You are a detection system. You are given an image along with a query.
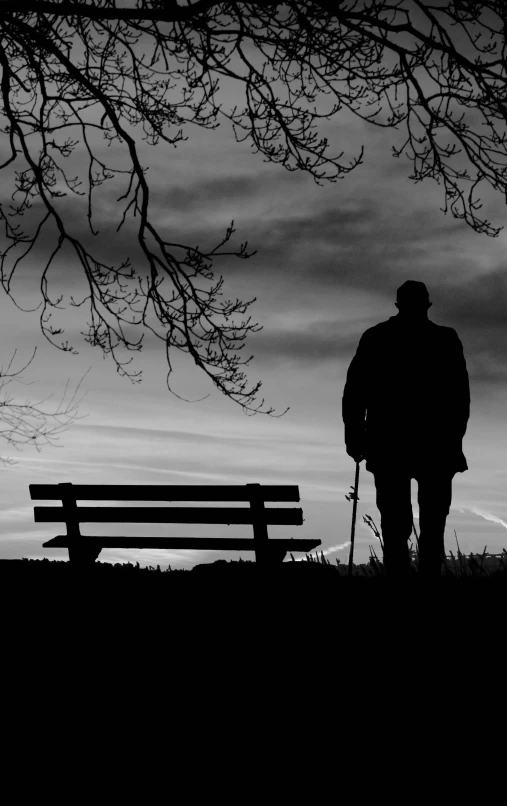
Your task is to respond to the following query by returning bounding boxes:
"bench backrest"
[29,483,303,540]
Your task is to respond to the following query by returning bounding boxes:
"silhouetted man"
[342,281,470,579]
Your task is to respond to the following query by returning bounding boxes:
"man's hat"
[396,280,430,304]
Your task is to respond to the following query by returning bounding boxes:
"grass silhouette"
[8,512,507,579]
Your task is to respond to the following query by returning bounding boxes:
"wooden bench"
[29,482,321,566]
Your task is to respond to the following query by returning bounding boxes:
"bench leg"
[68,544,102,564]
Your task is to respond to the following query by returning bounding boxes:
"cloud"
[243,316,362,367]
[467,507,507,532]
[14,179,507,390]
[148,174,264,214]
[3,80,507,401]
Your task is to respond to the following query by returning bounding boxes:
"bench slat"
[34,505,303,526]
[42,536,321,551]
[29,484,300,502]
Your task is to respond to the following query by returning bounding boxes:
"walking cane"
[346,460,361,578]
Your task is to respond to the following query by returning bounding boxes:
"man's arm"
[342,331,370,451]
[449,329,470,439]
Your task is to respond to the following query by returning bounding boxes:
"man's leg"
[414,469,454,578]
[373,469,414,578]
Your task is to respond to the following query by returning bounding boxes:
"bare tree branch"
[0,346,91,466]
[0,2,505,415]
[0,0,226,25]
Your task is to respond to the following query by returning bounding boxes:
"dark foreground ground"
[1,556,504,631]
[0,557,503,736]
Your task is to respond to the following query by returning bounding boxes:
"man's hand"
[346,442,364,463]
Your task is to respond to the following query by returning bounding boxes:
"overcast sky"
[1,6,507,570]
